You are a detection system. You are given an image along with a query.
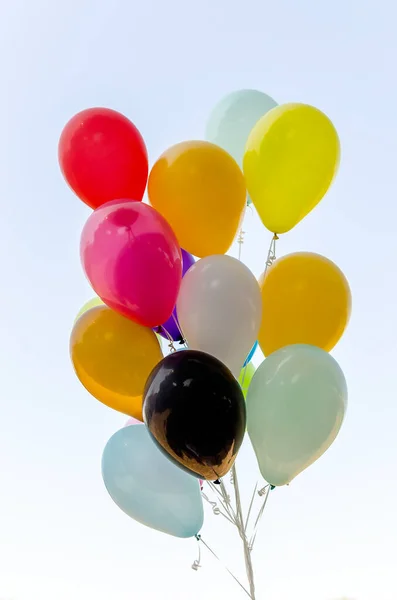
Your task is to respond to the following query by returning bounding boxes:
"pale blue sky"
[0,1,396,599]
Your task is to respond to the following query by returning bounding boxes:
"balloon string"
[194,535,253,599]
[236,224,251,389]
[219,479,239,525]
[264,234,278,273]
[201,491,236,525]
[249,485,272,552]
[244,482,258,530]
[207,481,238,525]
[157,325,178,353]
[191,537,201,571]
[197,473,273,599]
[171,313,188,347]
[237,228,245,261]
[236,232,279,383]
[231,465,256,600]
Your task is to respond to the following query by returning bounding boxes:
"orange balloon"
[70,306,163,419]
[259,252,351,356]
[148,141,246,258]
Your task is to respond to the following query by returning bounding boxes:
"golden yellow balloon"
[243,103,340,234]
[259,252,351,357]
[70,306,163,419]
[148,141,246,257]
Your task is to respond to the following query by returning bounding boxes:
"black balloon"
[143,350,246,481]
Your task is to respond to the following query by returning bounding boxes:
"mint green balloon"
[102,425,204,538]
[247,344,347,486]
[206,89,278,168]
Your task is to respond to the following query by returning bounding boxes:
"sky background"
[0,1,396,599]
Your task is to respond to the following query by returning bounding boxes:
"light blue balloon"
[206,89,278,168]
[102,424,204,538]
[243,340,258,367]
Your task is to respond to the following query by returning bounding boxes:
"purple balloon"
[154,249,195,342]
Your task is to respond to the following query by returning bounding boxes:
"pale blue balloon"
[206,89,278,167]
[243,340,258,367]
[102,424,204,538]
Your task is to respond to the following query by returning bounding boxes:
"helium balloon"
[259,252,351,357]
[243,103,340,233]
[102,425,204,538]
[74,297,104,323]
[238,362,256,398]
[247,344,347,486]
[177,255,262,377]
[124,417,142,427]
[155,248,195,342]
[143,350,246,480]
[70,305,163,420]
[148,141,246,258]
[206,89,277,167]
[81,200,182,328]
[243,340,258,367]
[58,107,148,209]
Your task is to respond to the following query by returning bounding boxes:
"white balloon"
[177,255,262,376]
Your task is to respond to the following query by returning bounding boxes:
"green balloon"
[238,362,256,398]
[74,297,104,323]
[206,89,278,168]
[247,344,347,486]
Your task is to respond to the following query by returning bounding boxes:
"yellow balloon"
[70,306,163,419]
[259,253,351,357]
[148,141,246,258]
[243,103,340,234]
[74,297,104,323]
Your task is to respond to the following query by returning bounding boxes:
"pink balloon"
[80,200,182,328]
[124,417,142,427]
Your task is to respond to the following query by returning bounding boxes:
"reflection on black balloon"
[143,350,246,480]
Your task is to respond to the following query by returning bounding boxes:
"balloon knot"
[195,534,201,541]
[191,560,201,571]
[273,233,279,240]
[270,485,275,490]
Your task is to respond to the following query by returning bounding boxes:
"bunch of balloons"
[62,90,351,548]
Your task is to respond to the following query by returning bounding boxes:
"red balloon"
[58,108,148,209]
[80,200,183,328]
